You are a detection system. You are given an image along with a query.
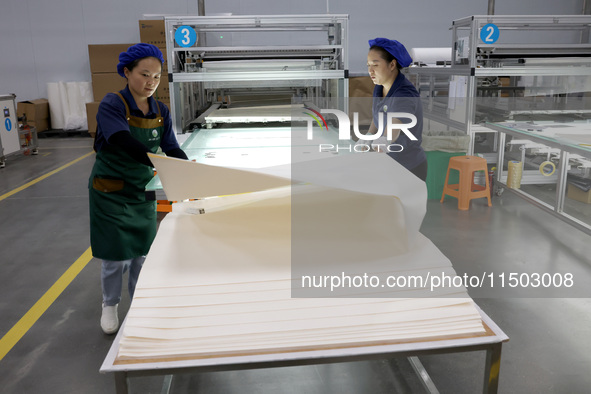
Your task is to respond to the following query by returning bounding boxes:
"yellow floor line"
[0,151,95,360]
[0,247,94,361]
[0,151,94,202]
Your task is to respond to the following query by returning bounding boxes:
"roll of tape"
[539,161,556,176]
[507,160,522,189]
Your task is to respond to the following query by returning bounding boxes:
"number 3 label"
[480,23,499,44]
[175,25,197,47]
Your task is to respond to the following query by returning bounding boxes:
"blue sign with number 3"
[480,23,499,44]
[175,25,197,48]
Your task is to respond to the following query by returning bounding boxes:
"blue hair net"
[116,43,164,77]
[368,38,413,68]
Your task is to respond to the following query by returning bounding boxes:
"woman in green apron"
[89,43,188,334]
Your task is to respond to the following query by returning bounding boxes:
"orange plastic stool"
[441,155,492,211]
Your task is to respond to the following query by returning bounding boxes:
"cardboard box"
[153,73,170,101]
[88,43,168,75]
[348,76,374,126]
[88,44,137,74]
[349,76,374,98]
[17,99,50,125]
[86,102,100,136]
[139,20,166,47]
[92,73,127,101]
[159,46,169,73]
[499,77,511,98]
[567,183,591,204]
[153,92,170,102]
[27,119,50,133]
[154,95,170,102]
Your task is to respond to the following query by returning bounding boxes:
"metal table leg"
[408,356,440,394]
[161,374,174,394]
[483,343,502,394]
[114,371,129,394]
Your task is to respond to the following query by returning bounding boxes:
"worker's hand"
[371,136,389,153]
[353,138,369,152]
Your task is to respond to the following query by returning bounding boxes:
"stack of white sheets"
[116,153,486,362]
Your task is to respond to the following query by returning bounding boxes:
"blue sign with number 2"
[480,23,499,44]
[175,25,197,48]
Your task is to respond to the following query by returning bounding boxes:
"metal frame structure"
[162,15,349,133]
[407,15,591,159]
[406,16,591,235]
[486,121,591,235]
[101,305,508,394]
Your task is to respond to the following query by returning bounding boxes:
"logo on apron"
[152,129,159,138]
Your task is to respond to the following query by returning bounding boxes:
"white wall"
[0,0,584,102]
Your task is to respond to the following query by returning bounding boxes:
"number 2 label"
[480,23,499,44]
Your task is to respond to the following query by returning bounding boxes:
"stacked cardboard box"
[88,43,135,102]
[88,42,168,103]
[86,19,170,134]
[138,19,167,47]
[139,19,170,107]
[17,99,51,132]
[348,76,374,127]
[87,43,134,134]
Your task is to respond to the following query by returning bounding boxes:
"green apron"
[89,93,163,260]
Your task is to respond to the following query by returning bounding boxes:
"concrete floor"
[0,135,590,394]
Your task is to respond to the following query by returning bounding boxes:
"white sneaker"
[101,304,119,334]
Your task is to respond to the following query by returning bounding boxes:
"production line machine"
[407,15,591,159]
[147,15,351,201]
[405,15,591,234]
[161,15,349,134]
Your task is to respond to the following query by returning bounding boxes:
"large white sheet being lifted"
[116,153,486,362]
[148,152,427,247]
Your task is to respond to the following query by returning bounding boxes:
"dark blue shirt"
[372,72,426,170]
[94,85,180,153]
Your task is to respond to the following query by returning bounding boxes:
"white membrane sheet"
[117,153,486,361]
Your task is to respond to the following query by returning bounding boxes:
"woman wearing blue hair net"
[88,43,189,334]
[366,38,427,181]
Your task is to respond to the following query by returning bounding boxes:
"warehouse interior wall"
[0,0,584,102]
